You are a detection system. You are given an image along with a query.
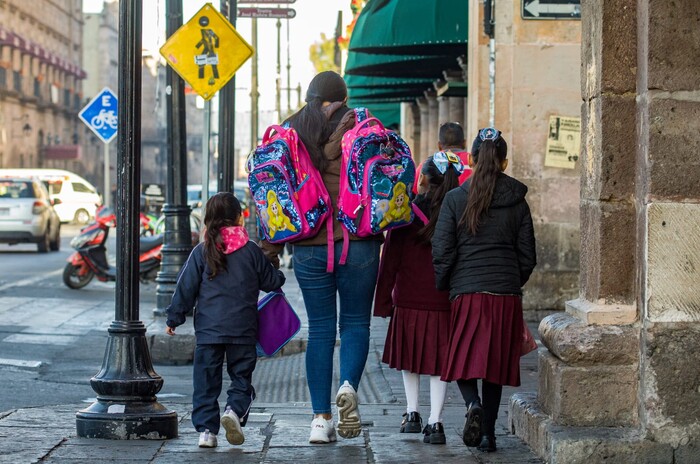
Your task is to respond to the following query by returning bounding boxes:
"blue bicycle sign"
[79,87,118,144]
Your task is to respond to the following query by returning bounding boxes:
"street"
[0,224,164,411]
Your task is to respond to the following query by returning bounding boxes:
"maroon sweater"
[373,212,451,317]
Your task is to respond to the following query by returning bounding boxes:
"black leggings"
[457,379,503,437]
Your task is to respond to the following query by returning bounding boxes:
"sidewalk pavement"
[0,265,543,463]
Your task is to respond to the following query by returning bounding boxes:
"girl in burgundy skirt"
[432,127,537,453]
[375,151,465,444]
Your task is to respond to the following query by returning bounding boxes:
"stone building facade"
[0,0,88,179]
[511,1,700,461]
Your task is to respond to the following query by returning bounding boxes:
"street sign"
[160,2,254,100]
[239,0,296,3]
[522,0,581,19]
[79,87,118,144]
[238,7,297,19]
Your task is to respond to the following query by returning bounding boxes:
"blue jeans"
[293,240,381,414]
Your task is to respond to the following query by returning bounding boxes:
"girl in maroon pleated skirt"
[375,146,467,445]
[432,127,537,453]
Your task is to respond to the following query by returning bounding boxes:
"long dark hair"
[459,136,508,234]
[417,157,461,243]
[203,192,242,279]
[284,71,347,173]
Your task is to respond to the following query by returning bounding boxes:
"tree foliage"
[309,33,339,74]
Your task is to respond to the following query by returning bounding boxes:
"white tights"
[402,371,448,424]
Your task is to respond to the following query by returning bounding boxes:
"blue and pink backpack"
[336,108,417,261]
[247,125,332,248]
[248,109,419,271]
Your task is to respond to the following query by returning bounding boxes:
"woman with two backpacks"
[262,71,383,444]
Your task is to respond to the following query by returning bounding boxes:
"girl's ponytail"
[459,134,507,235]
[417,154,463,243]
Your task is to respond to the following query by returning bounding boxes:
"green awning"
[344,51,459,79]
[349,0,468,56]
[349,85,430,100]
[345,74,433,89]
[347,102,401,127]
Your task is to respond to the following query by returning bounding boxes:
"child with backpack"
[412,122,472,195]
[374,151,464,445]
[166,192,285,448]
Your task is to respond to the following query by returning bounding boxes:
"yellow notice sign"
[160,3,254,100]
[544,115,581,169]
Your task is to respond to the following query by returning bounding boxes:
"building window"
[34,78,41,98]
[0,68,6,89]
[13,71,21,93]
[64,88,70,106]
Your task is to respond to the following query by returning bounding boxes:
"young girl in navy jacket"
[166,192,285,448]
[374,152,464,444]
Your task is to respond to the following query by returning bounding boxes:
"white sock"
[428,376,448,424]
[402,371,420,414]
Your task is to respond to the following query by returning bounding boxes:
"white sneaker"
[336,381,362,439]
[221,407,245,445]
[198,429,217,448]
[309,416,337,444]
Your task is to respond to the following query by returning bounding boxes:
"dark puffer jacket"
[432,173,536,299]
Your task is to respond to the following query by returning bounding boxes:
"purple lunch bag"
[256,290,301,357]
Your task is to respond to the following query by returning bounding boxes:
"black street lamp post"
[154,0,192,316]
[76,0,178,439]
[217,0,237,192]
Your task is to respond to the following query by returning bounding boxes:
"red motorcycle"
[63,206,163,289]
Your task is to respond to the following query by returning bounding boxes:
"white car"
[0,176,61,252]
[0,169,102,224]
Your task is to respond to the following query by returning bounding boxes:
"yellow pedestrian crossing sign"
[160,3,254,100]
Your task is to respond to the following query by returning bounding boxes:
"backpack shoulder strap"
[411,203,429,225]
[354,107,369,123]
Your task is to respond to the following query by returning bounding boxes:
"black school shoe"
[422,423,446,444]
[400,411,422,433]
[477,434,497,452]
[462,401,484,447]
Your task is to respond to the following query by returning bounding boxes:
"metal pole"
[486,0,496,127]
[286,18,291,114]
[202,99,211,209]
[76,0,177,439]
[154,0,192,316]
[251,17,259,151]
[275,18,281,120]
[103,142,110,207]
[217,0,236,191]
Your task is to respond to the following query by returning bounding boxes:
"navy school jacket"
[166,232,285,345]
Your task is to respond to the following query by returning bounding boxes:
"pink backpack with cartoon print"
[247,125,333,246]
[336,108,418,263]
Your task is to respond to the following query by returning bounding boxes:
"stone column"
[448,97,465,128]
[458,56,469,131]
[637,0,700,450]
[437,95,450,128]
[400,102,421,162]
[415,96,429,163]
[510,1,700,462]
[426,89,438,158]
